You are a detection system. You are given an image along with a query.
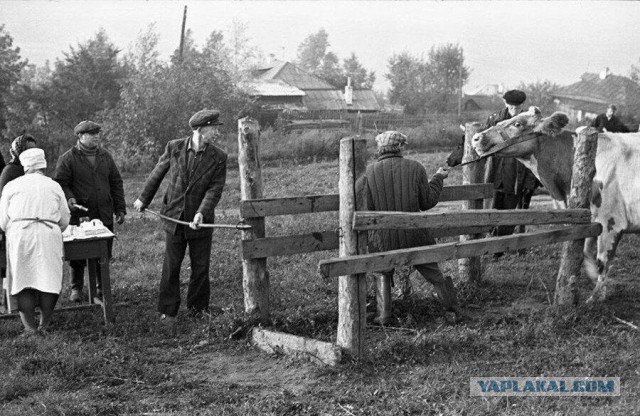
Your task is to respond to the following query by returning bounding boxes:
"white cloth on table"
[0,173,70,296]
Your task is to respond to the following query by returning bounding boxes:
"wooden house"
[552,68,640,124]
[244,60,381,115]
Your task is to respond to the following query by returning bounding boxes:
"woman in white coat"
[0,148,70,336]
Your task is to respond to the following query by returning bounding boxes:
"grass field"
[1,150,640,415]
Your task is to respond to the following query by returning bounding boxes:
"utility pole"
[178,5,187,63]
[457,46,463,117]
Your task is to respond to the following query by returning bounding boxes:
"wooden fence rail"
[318,223,602,278]
[240,183,494,260]
[353,208,592,231]
[240,184,493,218]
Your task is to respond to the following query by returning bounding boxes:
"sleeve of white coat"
[56,185,71,232]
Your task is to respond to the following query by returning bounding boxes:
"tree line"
[0,23,567,172]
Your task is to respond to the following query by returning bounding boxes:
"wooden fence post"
[238,117,269,320]
[337,137,368,358]
[555,126,598,306]
[458,122,486,283]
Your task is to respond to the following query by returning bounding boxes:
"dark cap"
[503,90,527,106]
[189,109,223,129]
[74,120,101,135]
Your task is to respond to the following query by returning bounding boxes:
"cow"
[471,106,640,303]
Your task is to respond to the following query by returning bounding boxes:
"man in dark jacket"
[133,109,227,327]
[484,90,540,239]
[592,104,629,133]
[358,131,460,325]
[54,120,126,302]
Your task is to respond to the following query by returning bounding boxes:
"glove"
[115,212,126,225]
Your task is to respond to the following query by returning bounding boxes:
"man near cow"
[358,131,461,325]
[54,120,127,303]
[592,104,629,133]
[133,109,227,330]
[484,90,540,240]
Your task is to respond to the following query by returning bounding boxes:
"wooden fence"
[316,126,600,357]
[240,183,494,260]
[237,119,600,360]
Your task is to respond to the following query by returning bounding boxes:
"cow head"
[472,106,569,158]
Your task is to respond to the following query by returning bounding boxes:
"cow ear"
[535,112,569,136]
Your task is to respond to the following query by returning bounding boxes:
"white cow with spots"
[472,106,640,303]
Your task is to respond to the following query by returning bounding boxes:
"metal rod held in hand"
[143,209,252,230]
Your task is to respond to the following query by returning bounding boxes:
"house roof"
[553,72,640,109]
[249,60,380,111]
[464,94,504,112]
[466,84,504,96]
[242,79,305,97]
[253,60,336,90]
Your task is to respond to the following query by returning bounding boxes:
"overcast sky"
[2,1,639,93]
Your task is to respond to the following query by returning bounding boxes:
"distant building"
[445,92,504,117]
[465,83,505,96]
[552,68,640,123]
[243,60,381,115]
[460,94,505,113]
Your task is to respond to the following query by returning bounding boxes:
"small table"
[1,229,115,324]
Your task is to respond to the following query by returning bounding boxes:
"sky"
[2,0,639,93]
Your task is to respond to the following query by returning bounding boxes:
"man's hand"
[115,212,126,225]
[436,167,449,179]
[133,199,146,212]
[189,212,204,230]
[68,197,88,212]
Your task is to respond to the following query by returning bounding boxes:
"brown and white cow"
[472,106,640,303]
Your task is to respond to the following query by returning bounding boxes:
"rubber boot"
[373,274,392,325]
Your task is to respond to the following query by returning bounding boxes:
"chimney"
[345,77,353,105]
[599,67,611,80]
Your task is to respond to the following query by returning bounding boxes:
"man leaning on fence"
[357,131,461,325]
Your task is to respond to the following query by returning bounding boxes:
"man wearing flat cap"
[54,120,126,302]
[357,131,461,325]
[134,109,227,328]
[484,90,540,243]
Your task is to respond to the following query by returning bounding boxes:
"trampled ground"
[1,151,639,415]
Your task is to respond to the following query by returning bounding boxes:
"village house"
[241,59,380,129]
[552,68,640,127]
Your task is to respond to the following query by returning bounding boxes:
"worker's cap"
[375,131,408,148]
[189,109,223,129]
[19,148,47,171]
[503,90,527,106]
[74,120,101,135]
